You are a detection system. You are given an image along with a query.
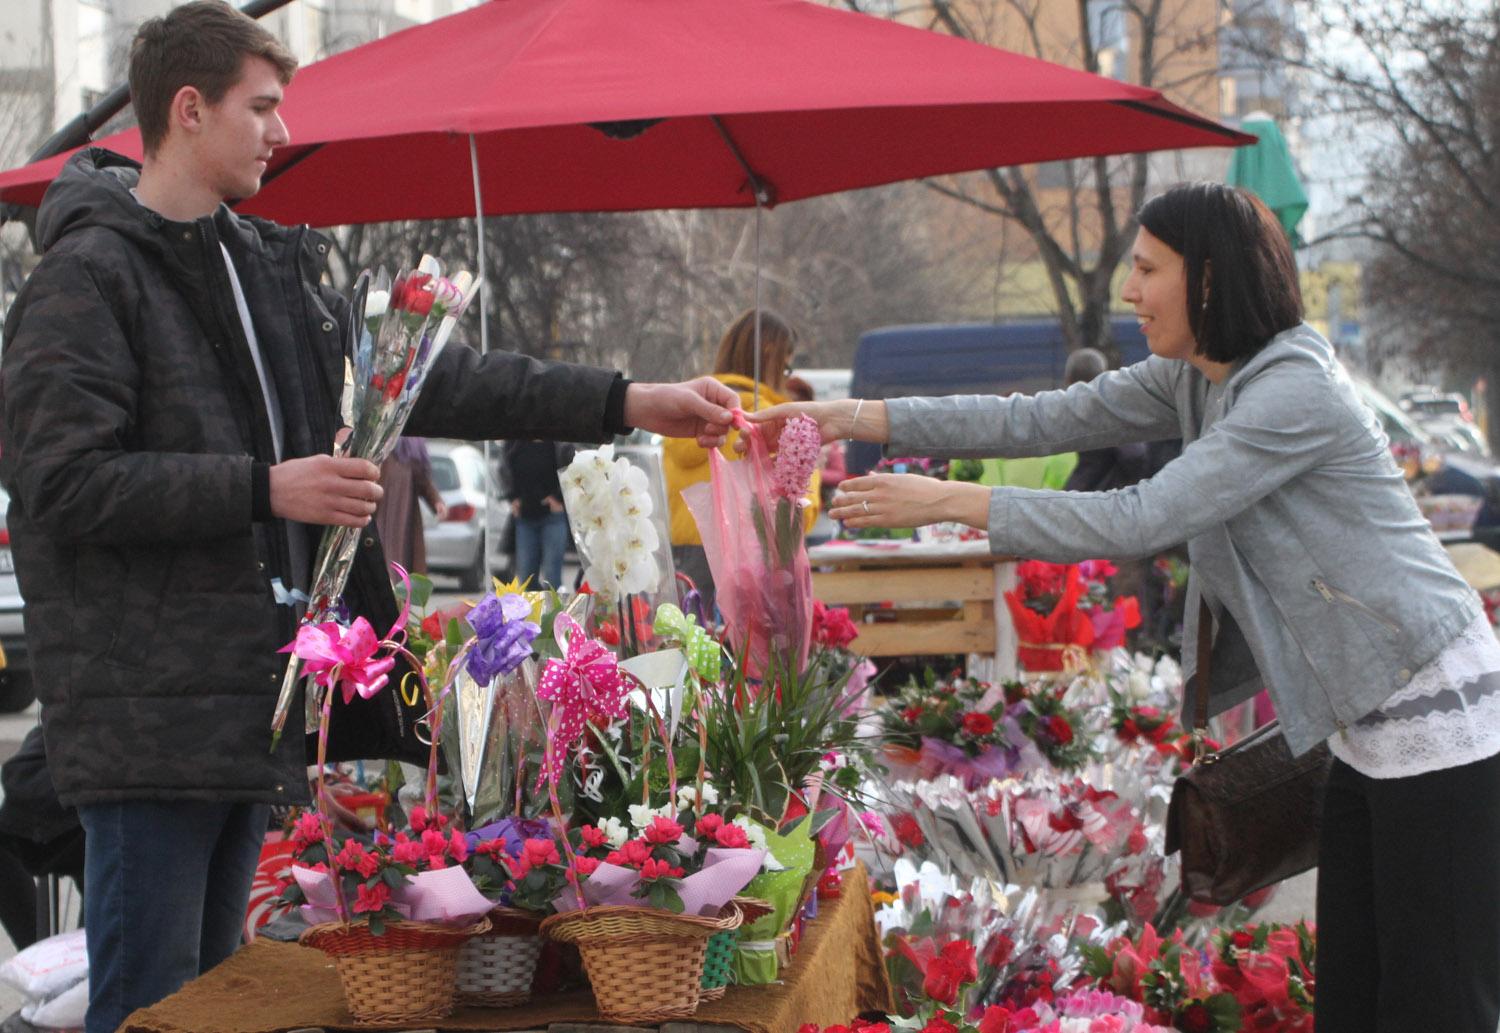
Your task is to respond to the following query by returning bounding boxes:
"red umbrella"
[0,0,1248,223]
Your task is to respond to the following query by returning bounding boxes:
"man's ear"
[168,84,208,138]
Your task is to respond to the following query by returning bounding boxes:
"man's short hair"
[130,0,297,156]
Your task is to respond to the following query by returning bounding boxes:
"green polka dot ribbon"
[653,603,721,681]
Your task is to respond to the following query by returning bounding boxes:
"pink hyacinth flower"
[772,414,821,500]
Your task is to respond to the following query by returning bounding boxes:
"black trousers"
[1316,750,1500,1032]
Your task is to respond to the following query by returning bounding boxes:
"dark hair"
[1064,347,1109,386]
[713,309,798,392]
[1137,183,1302,364]
[130,0,298,156]
[783,375,815,402]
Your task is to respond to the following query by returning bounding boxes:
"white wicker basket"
[455,923,543,1007]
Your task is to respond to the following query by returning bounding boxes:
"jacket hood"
[37,148,161,254]
[35,148,300,262]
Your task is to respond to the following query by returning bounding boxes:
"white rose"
[628,802,673,830]
[677,782,719,810]
[1126,667,1153,702]
[599,816,629,848]
[362,289,390,323]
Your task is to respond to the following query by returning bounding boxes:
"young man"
[0,4,735,1031]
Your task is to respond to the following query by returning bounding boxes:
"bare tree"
[843,0,1227,360]
[1264,1,1500,438]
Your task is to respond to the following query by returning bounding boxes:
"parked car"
[1400,389,1473,424]
[422,441,513,591]
[1359,380,1500,547]
[0,486,34,713]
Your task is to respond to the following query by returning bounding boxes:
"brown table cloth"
[120,870,894,1033]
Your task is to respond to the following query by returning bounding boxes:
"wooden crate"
[808,540,1016,676]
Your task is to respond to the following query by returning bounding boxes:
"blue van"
[846,317,1152,475]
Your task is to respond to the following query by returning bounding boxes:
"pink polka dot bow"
[537,614,628,786]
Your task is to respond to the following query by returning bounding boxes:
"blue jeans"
[78,800,269,1033]
[514,510,569,590]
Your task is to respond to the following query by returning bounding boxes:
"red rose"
[902,706,924,723]
[798,1025,821,1033]
[961,712,995,736]
[920,1018,957,1033]
[1232,929,1255,950]
[938,939,978,983]
[353,880,391,914]
[922,960,963,1006]
[1176,1002,1213,1033]
[1045,715,1074,745]
[978,1007,1014,1033]
[892,813,925,848]
[597,620,621,646]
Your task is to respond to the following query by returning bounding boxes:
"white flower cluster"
[559,446,662,599]
[676,781,720,811]
[732,815,785,871]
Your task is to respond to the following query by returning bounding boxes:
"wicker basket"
[540,904,742,1023]
[456,907,544,1007]
[700,898,772,1001]
[300,917,489,1025]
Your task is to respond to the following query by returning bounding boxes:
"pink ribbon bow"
[281,616,395,705]
[537,614,627,786]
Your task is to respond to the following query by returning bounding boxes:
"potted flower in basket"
[277,804,492,1025]
[535,800,767,1023]
[877,670,1029,789]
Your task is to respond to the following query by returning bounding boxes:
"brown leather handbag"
[1164,599,1333,905]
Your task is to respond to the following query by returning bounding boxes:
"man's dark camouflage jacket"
[0,148,626,807]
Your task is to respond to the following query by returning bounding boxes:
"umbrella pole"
[752,199,762,411]
[470,133,493,591]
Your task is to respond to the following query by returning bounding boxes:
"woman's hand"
[741,398,889,449]
[829,474,991,531]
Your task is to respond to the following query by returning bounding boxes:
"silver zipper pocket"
[1309,577,1400,635]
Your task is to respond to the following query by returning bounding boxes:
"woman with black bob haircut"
[753,182,1500,1032]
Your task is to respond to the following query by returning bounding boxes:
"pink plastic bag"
[681,420,813,679]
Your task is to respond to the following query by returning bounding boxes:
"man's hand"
[270,454,383,526]
[622,378,738,447]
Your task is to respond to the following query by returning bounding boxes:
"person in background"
[373,436,446,575]
[504,439,576,591]
[756,182,1500,1033]
[663,310,820,617]
[1060,348,1150,492]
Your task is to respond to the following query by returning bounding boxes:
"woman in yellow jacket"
[664,309,821,617]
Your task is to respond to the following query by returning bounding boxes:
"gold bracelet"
[849,398,865,440]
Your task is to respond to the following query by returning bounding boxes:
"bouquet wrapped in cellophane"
[269,255,478,747]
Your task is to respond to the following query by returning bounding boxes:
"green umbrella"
[1227,115,1308,246]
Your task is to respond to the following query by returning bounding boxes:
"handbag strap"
[1194,596,1213,733]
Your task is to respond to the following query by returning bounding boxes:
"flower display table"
[117,868,892,1033]
[808,540,1018,679]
